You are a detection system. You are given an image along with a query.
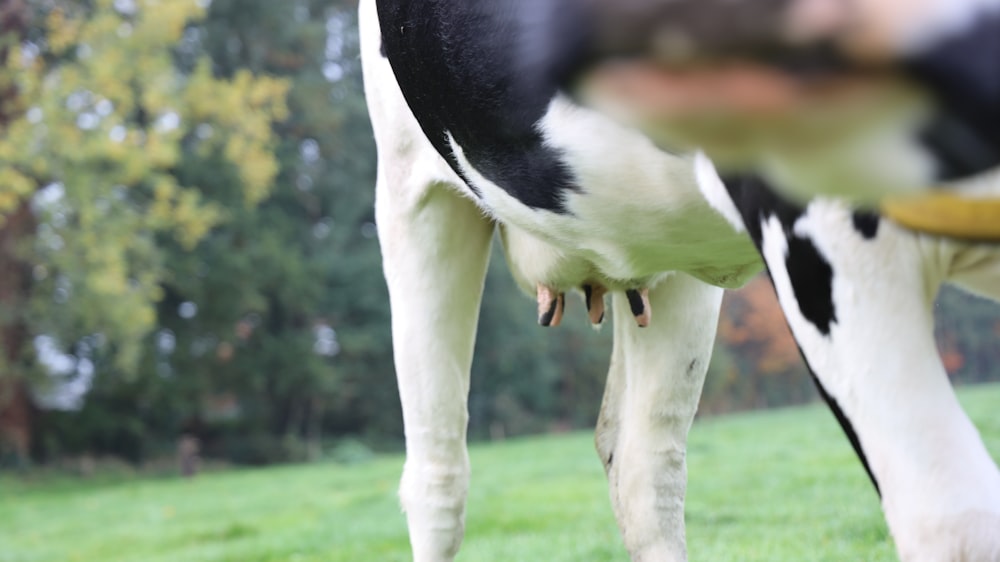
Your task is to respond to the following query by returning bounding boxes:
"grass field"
[2,384,998,562]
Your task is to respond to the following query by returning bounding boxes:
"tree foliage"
[0,0,287,375]
[4,0,999,468]
[706,276,816,413]
[0,0,288,463]
[34,0,387,464]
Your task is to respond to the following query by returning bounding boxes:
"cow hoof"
[537,284,565,327]
[626,288,651,327]
[583,283,607,326]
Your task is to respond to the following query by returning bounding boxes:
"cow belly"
[448,96,762,290]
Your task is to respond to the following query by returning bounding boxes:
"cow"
[358,1,1000,561]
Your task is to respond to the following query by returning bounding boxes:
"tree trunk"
[0,376,31,464]
[0,203,35,464]
[0,0,32,466]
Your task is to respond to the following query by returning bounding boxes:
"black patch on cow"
[375,0,583,213]
[722,177,879,495]
[808,366,881,496]
[785,236,837,336]
[721,175,798,246]
[722,175,837,336]
[625,289,645,317]
[905,10,1000,180]
[583,284,594,312]
[851,212,880,240]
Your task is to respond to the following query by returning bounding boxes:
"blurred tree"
[718,277,801,376]
[935,286,1000,384]
[0,0,287,464]
[706,276,1000,414]
[17,0,1000,468]
[709,275,814,411]
[194,0,388,461]
[41,0,393,464]
[0,0,31,465]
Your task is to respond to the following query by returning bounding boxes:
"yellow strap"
[881,193,1000,242]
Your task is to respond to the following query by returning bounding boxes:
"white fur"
[693,151,746,233]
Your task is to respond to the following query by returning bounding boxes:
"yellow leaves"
[0,169,34,205]
[45,9,82,55]
[145,130,181,168]
[0,0,290,372]
[131,0,205,48]
[249,76,292,122]
[140,74,178,116]
[86,247,129,297]
[151,176,176,207]
[117,143,150,185]
[0,168,37,226]
[172,190,223,249]
[149,176,223,250]
[183,62,290,205]
[184,64,290,129]
[181,60,218,120]
[2,0,289,209]
[235,146,280,205]
[86,52,133,112]
[0,189,21,217]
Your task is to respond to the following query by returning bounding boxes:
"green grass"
[2,383,998,562]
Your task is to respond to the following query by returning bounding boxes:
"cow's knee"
[399,429,470,562]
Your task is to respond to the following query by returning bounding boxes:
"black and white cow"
[359,1,1000,560]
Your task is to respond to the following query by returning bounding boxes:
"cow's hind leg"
[377,175,493,561]
[361,0,494,557]
[596,274,723,562]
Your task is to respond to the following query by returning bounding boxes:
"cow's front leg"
[754,200,1000,562]
[597,274,723,562]
[377,177,493,561]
